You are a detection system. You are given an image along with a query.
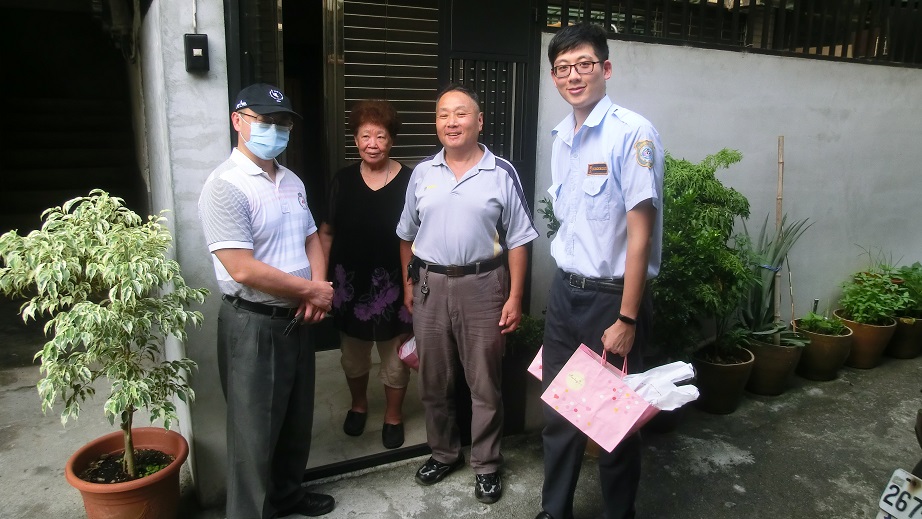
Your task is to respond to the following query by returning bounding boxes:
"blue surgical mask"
[240,118,290,160]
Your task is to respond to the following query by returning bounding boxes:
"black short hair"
[547,22,609,65]
[436,83,481,112]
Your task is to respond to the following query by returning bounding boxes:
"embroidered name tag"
[587,163,608,176]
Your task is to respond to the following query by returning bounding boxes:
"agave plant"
[739,214,812,347]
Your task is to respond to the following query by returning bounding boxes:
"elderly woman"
[319,100,413,449]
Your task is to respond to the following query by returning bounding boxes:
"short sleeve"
[199,178,253,250]
[620,125,663,211]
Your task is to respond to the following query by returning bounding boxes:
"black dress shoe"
[343,410,366,436]
[415,453,464,485]
[381,422,404,449]
[474,472,503,504]
[281,492,335,517]
[534,512,555,519]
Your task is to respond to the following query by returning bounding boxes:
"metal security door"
[439,0,540,213]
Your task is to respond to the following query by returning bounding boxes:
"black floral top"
[326,162,413,341]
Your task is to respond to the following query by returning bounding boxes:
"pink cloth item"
[540,344,659,453]
[398,336,419,371]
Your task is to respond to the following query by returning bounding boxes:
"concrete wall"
[530,33,922,327]
[136,0,229,507]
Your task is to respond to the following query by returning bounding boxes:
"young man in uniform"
[397,84,539,505]
[535,23,665,519]
[199,83,336,518]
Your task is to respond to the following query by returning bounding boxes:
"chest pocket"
[581,175,611,221]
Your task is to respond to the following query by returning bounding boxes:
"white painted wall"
[531,33,922,328]
[136,0,229,507]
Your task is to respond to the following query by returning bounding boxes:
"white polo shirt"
[199,148,317,306]
[396,144,538,265]
[548,95,664,279]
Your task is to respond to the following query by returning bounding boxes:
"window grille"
[542,0,922,67]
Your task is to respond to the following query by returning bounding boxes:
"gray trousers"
[411,265,507,473]
[540,270,651,519]
[218,299,315,519]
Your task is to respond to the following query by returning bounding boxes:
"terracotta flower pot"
[65,427,188,519]
[793,320,853,381]
[745,338,804,396]
[691,347,754,414]
[885,317,922,359]
[834,309,897,369]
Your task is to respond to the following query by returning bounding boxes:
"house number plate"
[878,469,922,519]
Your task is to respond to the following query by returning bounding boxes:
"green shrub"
[798,311,849,336]
[651,149,755,358]
[894,262,922,319]
[839,265,911,326]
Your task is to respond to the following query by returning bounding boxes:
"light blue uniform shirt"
[397,144,538,265]
[548,95,664,279]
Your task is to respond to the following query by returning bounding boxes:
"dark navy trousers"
[540,270,652,519]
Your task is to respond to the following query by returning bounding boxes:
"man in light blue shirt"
[535,23,664,519]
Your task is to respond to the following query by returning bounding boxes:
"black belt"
[563,271,624,294]
[222,295,298,318]
[417,256,504,277]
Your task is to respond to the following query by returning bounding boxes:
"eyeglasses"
[552,61,602,78]
[239,111,294,130]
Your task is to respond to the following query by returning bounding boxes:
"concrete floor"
[1,295,921,518]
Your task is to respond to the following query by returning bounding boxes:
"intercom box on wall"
[184,34,209,72]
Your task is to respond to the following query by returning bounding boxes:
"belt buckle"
[445,265,465,277]
[568,273,586,289]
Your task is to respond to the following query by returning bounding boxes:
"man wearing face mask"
[199,83,336,518]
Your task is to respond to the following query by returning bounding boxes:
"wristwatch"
[618,313,637,326]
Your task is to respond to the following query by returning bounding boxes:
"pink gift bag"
[398,336,419,371]
[540,344,659,453]
[528,346,543,380]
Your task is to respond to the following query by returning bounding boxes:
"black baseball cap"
[233,83,301,117]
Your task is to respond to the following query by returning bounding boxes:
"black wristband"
[618,313,637,326]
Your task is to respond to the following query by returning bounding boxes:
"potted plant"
[836,256,911,369]
[793,309,853,381]
[650,149,757,414]
[739,214,811,396]
[886,262,922,359]
[0,190,208,519]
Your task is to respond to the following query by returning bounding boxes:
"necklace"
[362,160,391,189]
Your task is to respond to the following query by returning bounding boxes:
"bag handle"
[599,350,628,378]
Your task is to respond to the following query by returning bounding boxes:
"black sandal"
[382,422,404,449]
[343,410,367,436]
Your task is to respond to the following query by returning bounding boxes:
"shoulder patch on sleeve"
[634,140,654,169]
